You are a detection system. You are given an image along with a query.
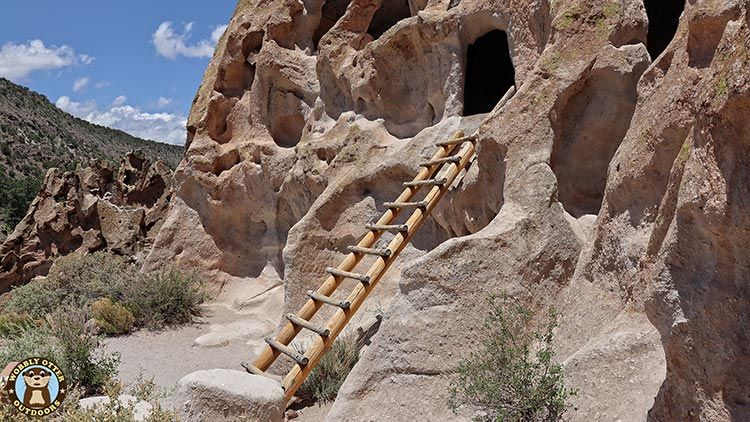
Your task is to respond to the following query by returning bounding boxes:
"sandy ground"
[102,304,273,406]
[103,302,332,420]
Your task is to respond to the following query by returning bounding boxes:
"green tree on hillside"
[0,165,41,231]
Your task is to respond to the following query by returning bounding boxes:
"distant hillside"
[0,78,184,237]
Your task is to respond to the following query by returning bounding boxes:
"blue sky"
[0,1,237,145]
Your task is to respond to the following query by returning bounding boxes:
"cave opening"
[644,0,685,60]
[367,0,412,39]
[463,30,515,116]
[314,0,351,48]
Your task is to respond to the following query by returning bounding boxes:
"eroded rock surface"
[176,370,285,422]
[145,0,750,420]
[0,151,172,291]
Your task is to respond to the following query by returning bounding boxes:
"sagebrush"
[2,252,206,329]
[448,295,576,422]
[0,308,119,395]
[0,252,206,394]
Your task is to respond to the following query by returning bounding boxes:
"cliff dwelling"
[463,29,516,116]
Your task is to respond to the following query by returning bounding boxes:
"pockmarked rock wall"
[146,0,750,420]
[0,152,173,291]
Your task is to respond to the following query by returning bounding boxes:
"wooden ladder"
[242,130,477,402]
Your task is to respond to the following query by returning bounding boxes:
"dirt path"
[102,293,283,406]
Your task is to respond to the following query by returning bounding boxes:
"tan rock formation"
[145,0,749,420]
[0,151,172,291]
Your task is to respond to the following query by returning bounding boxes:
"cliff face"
[0,152,173,291]
[145,0,749,420]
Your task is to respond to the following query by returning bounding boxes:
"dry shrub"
[296,335,360,404]
[92,298,135,335]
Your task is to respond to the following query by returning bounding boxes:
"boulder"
[176,369,285,422]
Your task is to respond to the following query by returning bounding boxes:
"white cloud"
[55,96,186,145]
[157,97,173,108]
[0,40,92,81]
[112,95,127,106]
[73,77,89,92]
[94,81,111,89]
[55,96,97,116]
[211,25,228,43]
[152,22,226,60]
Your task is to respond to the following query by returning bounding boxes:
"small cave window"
[367,0,412,39]
[314,0,352,48]
[644,0,685,60]
[463,30,516,116]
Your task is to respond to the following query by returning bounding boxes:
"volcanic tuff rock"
[176,370,285,422]
[0,151,173,291]
[145,0,749,420]
[0,78,183,239]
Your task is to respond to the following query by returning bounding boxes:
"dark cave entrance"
[644,0,685,60]
[367,0,412,39]
[314,0,351,47]
[463,30,516,116]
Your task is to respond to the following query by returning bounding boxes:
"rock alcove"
[367,0,412,39]
[463,29,516,116]
[644,0,686,60]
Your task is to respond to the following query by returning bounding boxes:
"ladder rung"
[307,290,351,309]
[420,156,462,167]
[383,200,429,209]
[403,178,447,188]
[435,135,476,147]
[241,361,274,378]
[265,337,309,365]
[347,245,392,257]
[365,223,409,233]
[326,267,371,284]
[286,314,330,337]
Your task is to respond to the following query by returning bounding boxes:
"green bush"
[0,309,119,395]
[0,311,38,337]
[448,295,576,422]
[0,172,42,229]
[92,298,135,335]
[3,252,205,329]
[46,309,120,395]
[121,268,206,329]
[296,335,360,404]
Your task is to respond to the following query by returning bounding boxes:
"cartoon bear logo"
[22,367,52,409]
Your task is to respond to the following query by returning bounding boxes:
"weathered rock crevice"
[550,45,648,218]
[644,0,685,60]
[463,29,516,116]
[367,0,412,39]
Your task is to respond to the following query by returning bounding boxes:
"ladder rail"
[280,140,476,399]
[252,132,466,372]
